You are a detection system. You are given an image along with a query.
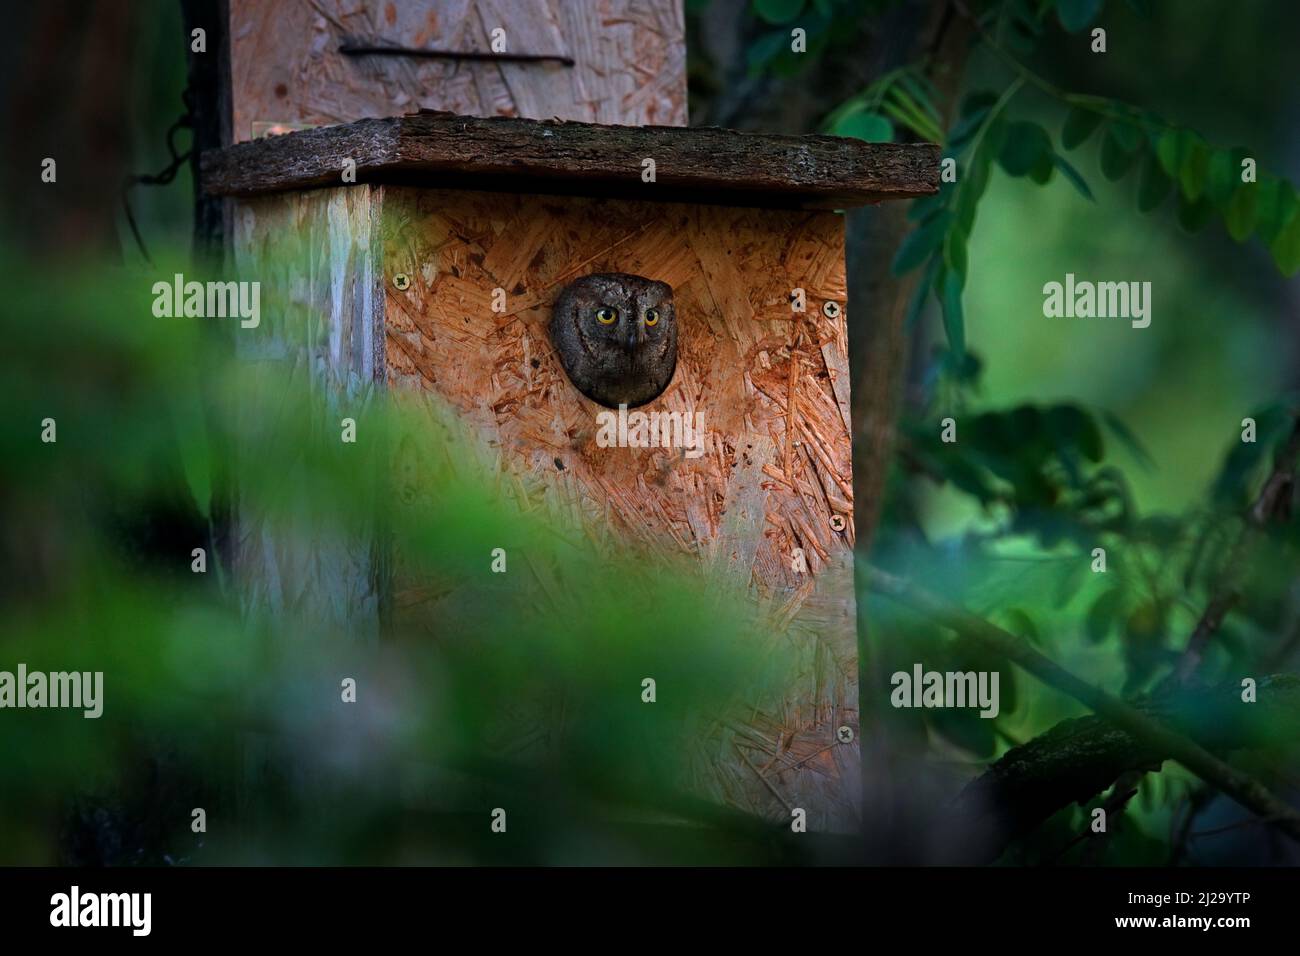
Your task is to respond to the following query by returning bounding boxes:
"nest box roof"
[201,110,939,210]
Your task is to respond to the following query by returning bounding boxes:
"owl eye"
[644,308,660,326]
[595,306,618,325]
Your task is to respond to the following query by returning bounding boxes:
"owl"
[550,273,677,408]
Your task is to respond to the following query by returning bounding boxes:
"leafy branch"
[866,564,1300,849]
[823,66,947,144]
[949,673,1300,863]
[874,0,1300,361]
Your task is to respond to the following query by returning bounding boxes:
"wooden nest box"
[202,0,937,830]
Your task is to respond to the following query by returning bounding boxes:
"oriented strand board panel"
[382,186,861,828]
[228,0,687,143]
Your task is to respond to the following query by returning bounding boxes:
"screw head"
[393,273,411,291]
[822,300,841,319]
[836,725,854,744]
[829,514,847,533]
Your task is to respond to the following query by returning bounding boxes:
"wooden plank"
[559,0,685,127]
[227,0,686,142]
[474,0,573,120]
[201,110,940,208]
[228,185,387,641]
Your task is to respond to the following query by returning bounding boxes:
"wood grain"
[201,111,940,209]
[229,186,387,638]
[381,186,861,827]
[227,0,686,143]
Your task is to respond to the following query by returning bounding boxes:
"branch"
[948,675,1300,864]
[1177,413,1300,681]
[949,0,1175,132]
[865,566,1300,853]
[1092,413,1300,859]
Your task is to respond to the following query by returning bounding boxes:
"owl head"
[550,272,678,409]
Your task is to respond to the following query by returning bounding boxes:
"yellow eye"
[644,308,660,326]
[595,306,618,325]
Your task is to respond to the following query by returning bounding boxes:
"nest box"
[203,0,937,830]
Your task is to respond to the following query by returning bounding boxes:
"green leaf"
[1156,128,1191,178]
[1086,588,1126,644]
[1255,177,1298,244]
[1046,404,1104,462]
[950,92,998,151]
[1107,120,1144,154]
[1177,191,1214,233]
[882,93,942,144]
[1077,414,1105,462]
[940,268,966,358]
[1054,555,1089,608]
[955,152,991,234]
[908,191,946,224]
[1007,2,1043,54]
[1205,149,1239,206]
[173,400,212,521]
[1100,127,1139,180]
[1101,411,1153,469]
[944,226,968,284]
[1060,106,1102,150]
[983,114,1009,158]
[834,111,893,143]
[1156,131,1178,176]
[753,0,805,25]
[1002,608,1042,646]
[1179,138,1210,200]
[1271,208,1300,276]
[892,212,951,276]
[947,107,991,153]
[960,90,999,116]
[1028,148,1055,184]
[1136,151,1171,212]
[999,121,1050,177]
[1053,152,1094,200]
[1057,0,1102,33]
[1224,184,1258,242]
[1212,404,1292,506]
[897,73,943,128]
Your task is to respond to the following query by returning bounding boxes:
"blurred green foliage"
[733,0,1300,863]
[3,0,1298,868]
[0,250,827,865]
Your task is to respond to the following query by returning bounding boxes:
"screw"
[822,300,841,319]
[829,514,847,533]
[836,725,854,744]
[393,273,411,291]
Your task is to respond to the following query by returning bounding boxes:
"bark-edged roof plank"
[201,110,939,210]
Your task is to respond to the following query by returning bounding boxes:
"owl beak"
[623,330,639,353]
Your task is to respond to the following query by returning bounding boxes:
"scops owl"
[550,273,677,408]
